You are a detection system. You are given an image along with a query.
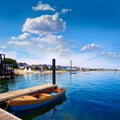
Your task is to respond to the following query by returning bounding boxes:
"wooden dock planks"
[0,84,56,102]
[0,108,21,120]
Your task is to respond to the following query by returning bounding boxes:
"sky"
[0,0,120,69]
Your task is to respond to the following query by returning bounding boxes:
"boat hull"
[9,90,65,112]
[70,71,76,74]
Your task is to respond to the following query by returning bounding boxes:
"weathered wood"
[52,59,56,84]
[0,108,21,120]
[0,84,56,102]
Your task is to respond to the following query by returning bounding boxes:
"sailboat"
[27,67,32,73]
[24,67,27,73]
[70,60,76,74]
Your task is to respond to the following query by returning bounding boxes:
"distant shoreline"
[14,68,120,76]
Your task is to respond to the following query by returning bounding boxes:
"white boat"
[24,67,27,73]
[27,67,32,73]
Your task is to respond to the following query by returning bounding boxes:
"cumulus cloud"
[46,44,70,56]
[61,8,72,14]
[11,32,31,40]
[22,13,66,35]
[80,43,101,52]
[31,34,70,56]
[33,34,63,44]
[32,1,55,11]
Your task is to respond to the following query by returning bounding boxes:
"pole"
[3,54,7,80]
[52,59,56,84]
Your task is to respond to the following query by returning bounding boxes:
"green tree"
[5,58,18,68]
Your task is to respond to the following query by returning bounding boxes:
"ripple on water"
[1,71,120,120]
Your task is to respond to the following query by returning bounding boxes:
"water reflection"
[39,73,44,80]
[13,95,66,120]
[0,81,8,93]
[0,77,20,93]
[23,74,32,81]
[2,71,120,120]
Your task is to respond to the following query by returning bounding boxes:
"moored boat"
[7,86,66,112]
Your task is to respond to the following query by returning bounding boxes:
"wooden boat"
[7,86,66,112]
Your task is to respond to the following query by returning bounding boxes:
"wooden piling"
[52,59,56,84]
[0,54,14,80]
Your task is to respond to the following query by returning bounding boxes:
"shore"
[14,69,67,75]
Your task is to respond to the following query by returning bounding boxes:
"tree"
[5,58,18,68]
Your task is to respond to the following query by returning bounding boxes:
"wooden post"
[3,54,7,80]
[52,59,56,84]
[10,70,13,79]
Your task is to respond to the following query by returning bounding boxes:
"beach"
[14,69,66,75]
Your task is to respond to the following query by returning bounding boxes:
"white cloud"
[46,45,70,56]
[61,8,72,14]
[32,35,70,57]
[33,34,70,56]
[2,1,119,69]
[80,43,101,52]
[22,13,66,35]
[32,1,55,11]
[7,41,30,46]
[9,33,70,62]
[33,34,63,44]
[11,32,31,40]
[101,52,120,59]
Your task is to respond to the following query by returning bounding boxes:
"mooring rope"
[4,100,10,110]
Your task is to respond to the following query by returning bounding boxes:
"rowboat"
[7,86,66,112]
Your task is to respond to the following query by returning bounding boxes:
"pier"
[0,108,21,120]
[0,59,57,119]
[0,54,14,79]
[0,84,56,104]
[0,84,56,120]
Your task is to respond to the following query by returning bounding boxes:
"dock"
[0,84,56,103]
[0,54,14,80]
[0,108,21,120]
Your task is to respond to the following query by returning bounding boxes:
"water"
[0,71,120,120]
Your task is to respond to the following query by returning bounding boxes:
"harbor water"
[0,71,120,120]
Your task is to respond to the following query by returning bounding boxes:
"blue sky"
[0,0,120,68]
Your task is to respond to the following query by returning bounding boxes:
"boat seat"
[39,93,50,99]
[11,95,37,101]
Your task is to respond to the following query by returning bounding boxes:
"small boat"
[70,71,76,74]
[7,86,66,112]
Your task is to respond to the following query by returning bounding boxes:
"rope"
[4,100,10,110]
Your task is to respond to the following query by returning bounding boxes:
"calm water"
[0,71,120,120]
